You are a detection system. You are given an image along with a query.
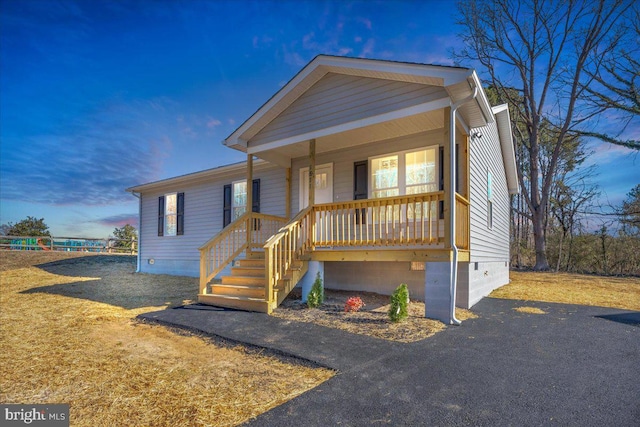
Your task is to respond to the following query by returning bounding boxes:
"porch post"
[285,167,292,219]
[442,107,451,248]
[463,132,470,200]
[308,139,316,208]
[309,139,316,249]
[246,154,253,255]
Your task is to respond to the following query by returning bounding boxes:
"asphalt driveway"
[139,298,639,426]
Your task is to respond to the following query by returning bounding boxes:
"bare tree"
[580,6,640,149]
[550,166,599,271]
[456,0,634,270]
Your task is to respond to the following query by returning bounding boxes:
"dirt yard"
[0,251,332,427]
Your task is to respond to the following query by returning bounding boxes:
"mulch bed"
[272,288,476,343]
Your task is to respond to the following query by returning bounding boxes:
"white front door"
[299,163,333,209]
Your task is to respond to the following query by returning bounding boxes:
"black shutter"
[354,161,368,224]
[354,161,368,199]
[251,179,261,231]
[177,192,185,235]
[223,184,232,227]
[251,179,260,213]
[158,196,165,236]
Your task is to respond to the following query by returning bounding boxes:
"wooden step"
[221,275,266,286]
[230,266,265,277]
[235,258,265,268]
[210,283,266,299]
[198,294,271,313]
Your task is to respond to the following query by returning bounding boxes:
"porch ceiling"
[254,108,445,166]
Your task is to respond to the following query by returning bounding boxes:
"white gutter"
[448,80,479,325]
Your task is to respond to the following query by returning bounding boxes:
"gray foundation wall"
[324,260,509,309]
[456,261,510,308]
[324,261,426,300]
[139,259,199,277]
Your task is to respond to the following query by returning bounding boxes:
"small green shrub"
[388,283,409,322]
[307,272,324,308]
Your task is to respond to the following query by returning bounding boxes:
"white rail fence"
[0,235,138,254]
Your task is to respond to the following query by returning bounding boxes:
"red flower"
[344,296,365,312]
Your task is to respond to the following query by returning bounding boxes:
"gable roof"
[492,104,519,195]
[224,55,494,152]
[126,159,274,194]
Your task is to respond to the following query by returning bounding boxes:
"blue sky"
[1,0,637,237]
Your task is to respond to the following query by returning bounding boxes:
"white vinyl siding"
[468,120,511,262]
[138,165,286,276]
[251,73,447,147]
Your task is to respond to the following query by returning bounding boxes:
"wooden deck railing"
[263,207,313,305]
[312,192,445,248]
[455,193,470,250]
[199,191,470,302]
[199,212,288,294]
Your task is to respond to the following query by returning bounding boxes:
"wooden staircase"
[198,251,308,313]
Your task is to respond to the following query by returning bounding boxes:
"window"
[158,192,184,236]
[223,179,260,227]
[405,149,438,194]
[487,170,493,229]
[232,180,247,220]
[369,147,438,198]
[165,193,178,236]
[371,155,399,198]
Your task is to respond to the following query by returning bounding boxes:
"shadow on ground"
[20,255,198,310]
[596,311,640,327]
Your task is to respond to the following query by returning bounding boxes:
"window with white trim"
[370,147,438,220]
[369,147,438,198]
[232,180,247,220]
[165,193,177,236]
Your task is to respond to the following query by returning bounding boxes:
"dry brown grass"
[0,251,332,426]
[492,271,640,311]
[272,288,477,343]
[513,306,547,314]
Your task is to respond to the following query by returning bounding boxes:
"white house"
[127,55,518,324]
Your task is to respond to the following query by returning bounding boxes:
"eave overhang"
[126,158,273,194]
[492,104,519,195]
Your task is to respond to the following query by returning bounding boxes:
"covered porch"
[198,56,493,319]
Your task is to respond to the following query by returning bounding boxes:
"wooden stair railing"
[263,207,313,310]
[199,212,287,296]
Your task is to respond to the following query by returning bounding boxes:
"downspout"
[129,191,142,273]
[448,82,478,325]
